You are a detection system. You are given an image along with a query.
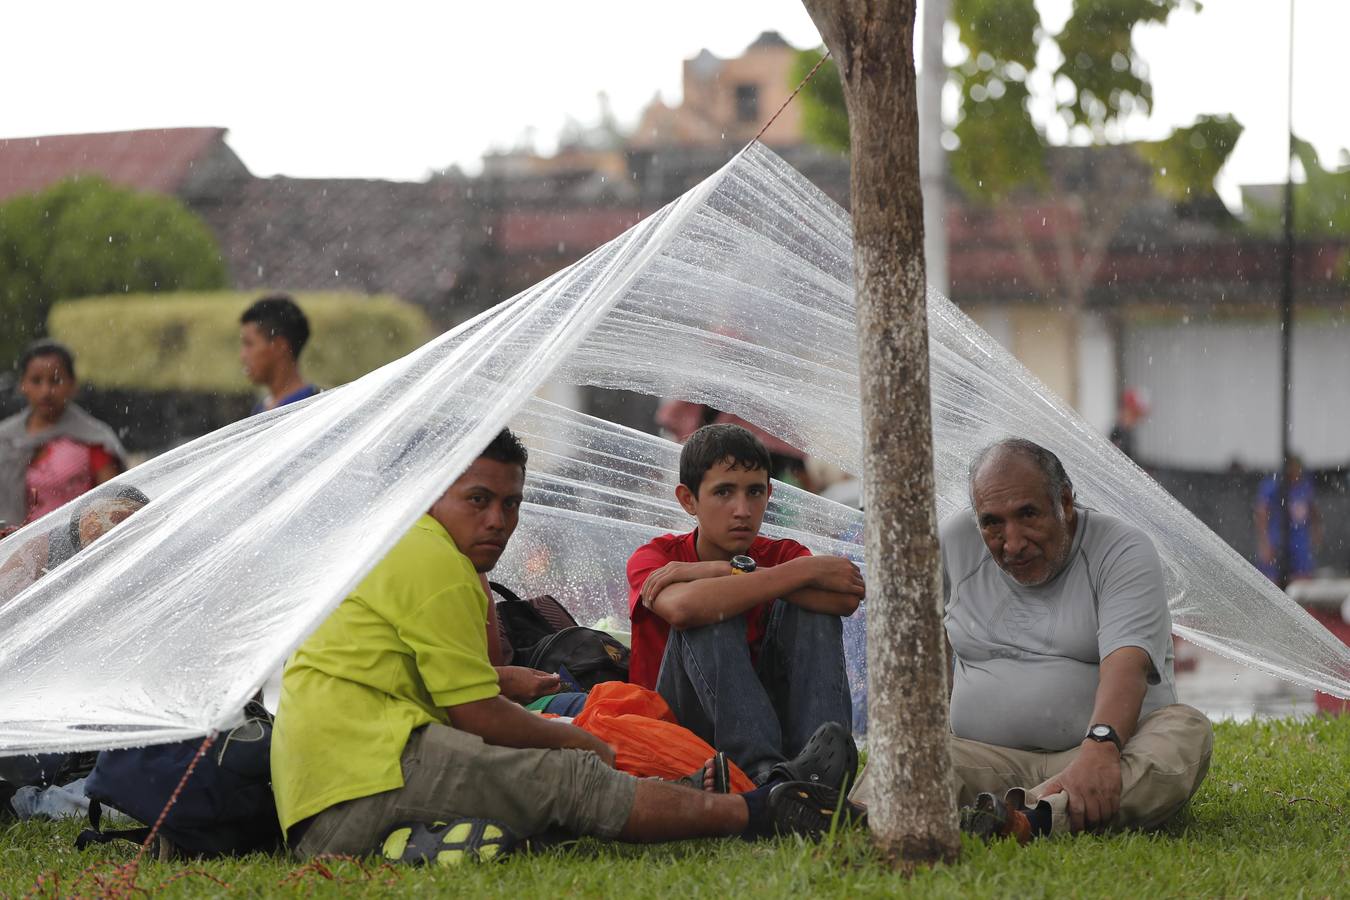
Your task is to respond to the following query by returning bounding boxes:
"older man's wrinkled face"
[972,454,1076,586]
[77,498,144,548]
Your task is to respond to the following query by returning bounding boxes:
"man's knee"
[1133,704,1214,768]
[779,603,843,636]
[1117,704,1215,829]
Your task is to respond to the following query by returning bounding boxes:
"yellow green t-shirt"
[270,514,500,835]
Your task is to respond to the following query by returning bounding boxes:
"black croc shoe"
[769,722,859,793]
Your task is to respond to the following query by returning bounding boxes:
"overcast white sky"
[4,1,1346,204]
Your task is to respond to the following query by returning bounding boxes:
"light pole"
[1278,0,1296,587]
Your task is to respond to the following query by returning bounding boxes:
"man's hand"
[1037,741,1122,832]
[496,666,561,703]
[639,560,727,608]
[792,555,866,597]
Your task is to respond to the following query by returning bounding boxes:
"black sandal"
[677,751,731,793]
[381,818,519,865]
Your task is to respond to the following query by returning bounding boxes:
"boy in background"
[240,294,319,414]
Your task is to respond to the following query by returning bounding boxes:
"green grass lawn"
[3,716,1346,898]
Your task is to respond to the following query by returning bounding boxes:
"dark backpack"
[491,582,630,690]
[76,701,281,859]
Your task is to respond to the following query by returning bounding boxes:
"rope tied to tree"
[754,50,833,145]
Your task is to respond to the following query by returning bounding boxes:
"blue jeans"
[654,601,851,784]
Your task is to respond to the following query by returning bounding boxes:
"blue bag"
[76,702,281,859]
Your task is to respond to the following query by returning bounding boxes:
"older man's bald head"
[968,439,1078,586]
[968,438,1073,512]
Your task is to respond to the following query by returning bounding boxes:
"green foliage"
[1138,115,1245,203]
[0,177,227,366]
[1245,140,1350,281]
[793,2,1233,208]
[952,80,1048,202]
[792,49,849,154]
[953,0,1041,65]
[1,716,1346,897]
[1247,140,1350,237]
[1055,0,1185,132]
[48,291,432,394]
[947,0,1219,203]
[950,0,1047,199]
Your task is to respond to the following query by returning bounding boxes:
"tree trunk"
[802,0,960,869]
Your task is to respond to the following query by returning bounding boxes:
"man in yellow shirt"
[272,429,860,862]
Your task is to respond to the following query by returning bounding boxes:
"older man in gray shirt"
[853,438,1213,842]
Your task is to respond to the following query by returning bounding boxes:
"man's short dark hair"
[968,437,1074,509]
[18,339,76,380]
[240,294,311,360]
[680,423,772,495]
[481,428,528,471]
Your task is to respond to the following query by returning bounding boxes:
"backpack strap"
[488,581,527,605]
[527,595,579,632]
[76,800,152,851]
[491,582,580,634]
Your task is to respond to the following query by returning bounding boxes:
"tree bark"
[802,0,960,868]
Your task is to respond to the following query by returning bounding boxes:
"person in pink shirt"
[1,341,125,538]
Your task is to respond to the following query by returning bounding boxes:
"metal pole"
[1278,0,1296,587]
[919,0,949,297]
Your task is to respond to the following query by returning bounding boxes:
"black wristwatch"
[730,555,757,575]
[1084,723,1123,753]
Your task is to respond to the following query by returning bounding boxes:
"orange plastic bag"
[572,681,755,793]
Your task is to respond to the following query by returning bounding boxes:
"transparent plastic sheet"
[1,144,1347,756]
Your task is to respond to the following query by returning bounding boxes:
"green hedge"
[0,176,228,366]
[49,291,433,393]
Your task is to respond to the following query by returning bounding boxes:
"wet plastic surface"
[1,144,1346,754]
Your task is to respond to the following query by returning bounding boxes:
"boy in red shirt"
[627,424,864,786]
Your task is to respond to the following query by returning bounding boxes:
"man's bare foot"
[678,752,730,793]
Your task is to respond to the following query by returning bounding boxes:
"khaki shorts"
[850,704,1213,835]
[295,724,638,858]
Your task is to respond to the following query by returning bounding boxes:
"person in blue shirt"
[240,294,320,414]
[1254,454,1322,584]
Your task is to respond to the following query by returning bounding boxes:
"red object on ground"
[1307,608,1350,716]
[573,681,757,792]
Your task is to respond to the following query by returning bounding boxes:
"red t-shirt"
[626,530,811,690]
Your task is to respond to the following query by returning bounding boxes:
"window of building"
[734,84,759,123]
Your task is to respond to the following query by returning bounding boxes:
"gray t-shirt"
[944,506,1175,751]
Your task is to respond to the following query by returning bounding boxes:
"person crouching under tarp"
[270,429,863,865]
[0,486,150,821]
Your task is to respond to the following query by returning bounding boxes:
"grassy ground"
[3,716,1346,899]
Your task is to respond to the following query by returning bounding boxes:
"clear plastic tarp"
[1,144,1347,755]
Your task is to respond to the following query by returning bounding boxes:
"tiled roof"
[0,127,231,201]
[191,176,481,318]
